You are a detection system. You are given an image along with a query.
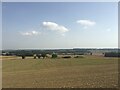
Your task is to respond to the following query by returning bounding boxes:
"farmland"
[2,55,118,88]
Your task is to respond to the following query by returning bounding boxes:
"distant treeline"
[2,49,119,57]
[104,52,120,57]
[2,49,90,56]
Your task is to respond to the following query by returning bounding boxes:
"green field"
[2,55,118,88]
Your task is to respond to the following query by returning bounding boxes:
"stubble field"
[2,55,118,88]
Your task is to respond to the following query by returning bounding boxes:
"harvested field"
[2,55,118,88]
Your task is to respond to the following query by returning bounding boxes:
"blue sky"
[2,2,118,49]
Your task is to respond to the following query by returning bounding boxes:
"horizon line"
[1,47,119,50]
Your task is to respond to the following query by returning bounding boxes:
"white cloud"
[21,30,41,36]
[42,21,69,33]
[77,19,96,29]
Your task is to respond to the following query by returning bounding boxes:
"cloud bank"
[77,19,96,29]
[21,30,41,36]
[42,21,69,33]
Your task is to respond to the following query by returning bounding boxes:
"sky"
[2,2,118,49]
[1,0,119,2]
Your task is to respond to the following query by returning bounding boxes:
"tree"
[33,54,37,59]
[90,53,92,55]
[52,53,57,58]
[41,53,46,59]
[37,54,41,59]
[22,55,25,59]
